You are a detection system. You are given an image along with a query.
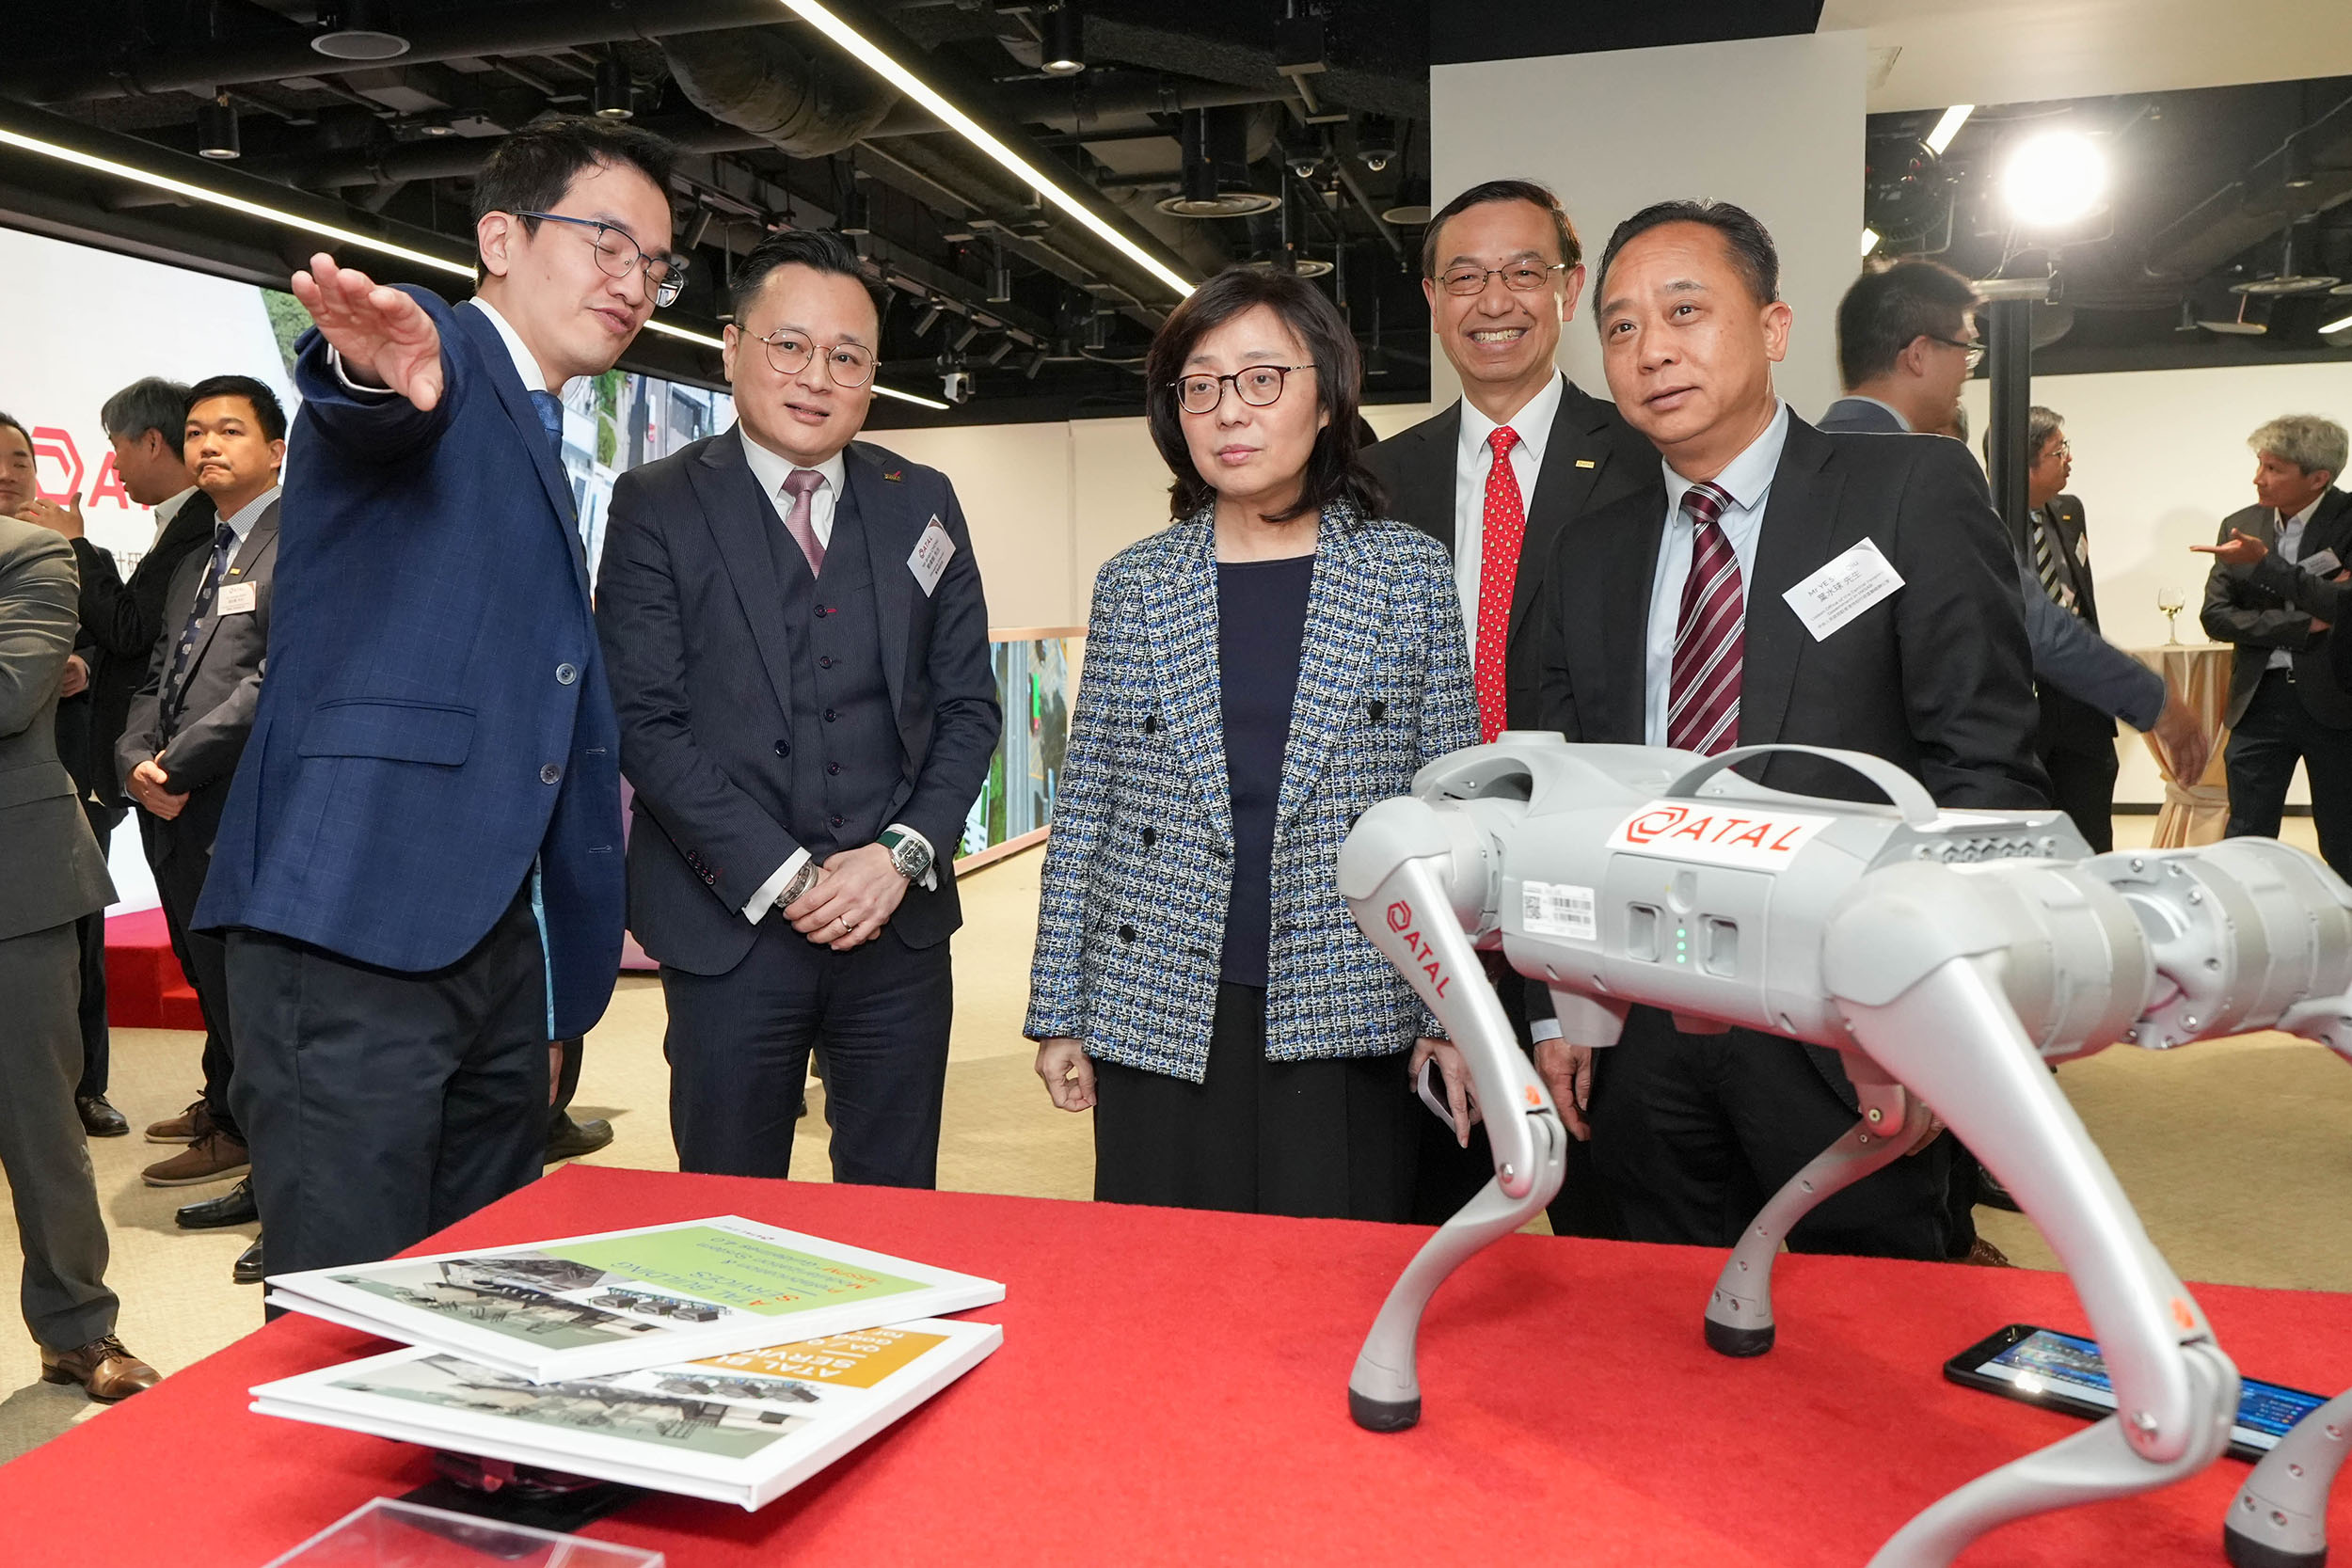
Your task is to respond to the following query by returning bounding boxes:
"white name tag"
[215,581,258,616]
[1521,880,1597,942]
[1606,800,1836,869]
[1782,538,1903,641]
[908,516,954,597]
[2301,547,2342,578]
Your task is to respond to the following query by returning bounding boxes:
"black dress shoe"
[177,1177,258,1230]
[76,1096,130,1138]
[233,1235,263,1285]
[544,1114,614,1163]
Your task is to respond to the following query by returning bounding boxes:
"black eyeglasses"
[755,330,877,388]
[1437,261,1570,296]
[1173,364,1314,415]
[1927,333,1985,370]
[509,212,688,307]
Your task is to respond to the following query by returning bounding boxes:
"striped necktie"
[1668,481,1743,756]
[162,517,238,735]
[2032,508,2078,615]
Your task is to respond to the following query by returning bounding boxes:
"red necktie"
[1473,425,1524,743]
[1668,481,1743,755]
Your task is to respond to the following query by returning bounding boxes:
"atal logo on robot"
[1606,801,1836,870]
[1384,899,1453,999]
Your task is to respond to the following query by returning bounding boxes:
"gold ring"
[838,916,853,931]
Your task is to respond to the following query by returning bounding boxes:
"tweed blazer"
[1024,499,1478,1082]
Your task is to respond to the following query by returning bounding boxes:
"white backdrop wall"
[1961,360,2352,805]
[1428,30,1867,425]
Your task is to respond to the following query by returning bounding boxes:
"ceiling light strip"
[0,126,946,407]
[778,0,1194,299]
[1925,104,1974,157]
[1860,227,1880,257]
[2322,311,2352,336]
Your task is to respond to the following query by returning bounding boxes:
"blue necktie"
[529,389,565,467]
[163,518,238,736]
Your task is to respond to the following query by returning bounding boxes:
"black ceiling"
[4,3,2348,425]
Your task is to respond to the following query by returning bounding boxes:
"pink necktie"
[780,467,825,576]
[1472,425,1523,743]
[1668,481,1742,756]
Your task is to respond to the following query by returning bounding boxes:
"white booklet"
[263,1215,1005,1383]
[251,1318,1001,1512]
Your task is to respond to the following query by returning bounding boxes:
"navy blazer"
[595,430,999,976]
[197,290,625,1039]
[1024,502,1479,1081]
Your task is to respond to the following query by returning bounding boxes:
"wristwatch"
[878,826,933,882]
[775,860,820,909]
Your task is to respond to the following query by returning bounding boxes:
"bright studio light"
[778,0,1194,299]
[1924,104,1973,156]
[0,124,947,408]
[2001,131,2108,229]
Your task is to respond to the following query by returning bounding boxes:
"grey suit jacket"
[0,517,115,942]
[1816,398,2162,731]
[2201,492,2352,729]
[117,499,279,807]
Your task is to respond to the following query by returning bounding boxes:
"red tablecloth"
[5,1164,2346,1566]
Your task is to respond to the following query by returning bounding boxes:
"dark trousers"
[548,1036,583,1135]
[142,810,239,1141]
[226,882,549,1278]
[2226,668,2352,879]
[72,800,117,1101]
[2040,742,2120,854]
[661,919,952,1187]
[1586,1007,1952,1259]
[0,924,119,1350]
[1091,983,1419,1222]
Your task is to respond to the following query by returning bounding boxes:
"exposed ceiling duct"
[661,26,901,159]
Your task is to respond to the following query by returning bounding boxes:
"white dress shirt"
[217,483,281,548]
[1643,401,1791,747]
[737,430,936,921]
[2269,493,2326,672]
[1453,371,1565,652]
[331,295,572,400]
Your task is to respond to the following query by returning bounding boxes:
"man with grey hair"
[2201,413,2352,877]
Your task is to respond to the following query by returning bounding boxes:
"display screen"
[1972,1328,2326,1450]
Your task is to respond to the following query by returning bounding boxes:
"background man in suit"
[2016,406,2129,851]
[115,379,282,1287]
[7,378,204,1140]
[2202,415,2352,879]
[0,455,159,1402]
[197,119,677,1278]
[1531,200,2047,1261]
[598,229,998,1187]
[1362,178,1651,1229]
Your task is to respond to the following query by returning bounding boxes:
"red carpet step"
[104,907,203,1032]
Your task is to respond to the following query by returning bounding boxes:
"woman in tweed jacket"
[1025,266,1478,1221]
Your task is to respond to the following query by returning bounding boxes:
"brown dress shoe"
[1965,1236,2015,1267]
[145,1098,211,1145]
[140,1129,249,1188]
[40,1336,160,1402]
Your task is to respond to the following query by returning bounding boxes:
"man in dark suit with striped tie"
[2014,406,2125,850]
[1529,199,2046,1259]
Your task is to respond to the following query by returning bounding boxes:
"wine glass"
[2157,586,2185,644]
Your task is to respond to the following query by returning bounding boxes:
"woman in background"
[1025,266,1477,1220]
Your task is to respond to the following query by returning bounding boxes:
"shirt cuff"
[326,345,396,398]
[743,848,811,924]
[1529,1018,1564,1043]
[889,823,940,892]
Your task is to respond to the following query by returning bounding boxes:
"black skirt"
[1091,983,1420,1222]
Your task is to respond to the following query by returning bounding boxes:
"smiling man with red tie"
[1529,199,2046,1262]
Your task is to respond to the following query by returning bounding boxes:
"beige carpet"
[2,819,2346,1463]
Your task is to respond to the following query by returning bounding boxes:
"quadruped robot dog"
[1336,736,2352,1567]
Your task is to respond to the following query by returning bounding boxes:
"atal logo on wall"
[30,423,146,512]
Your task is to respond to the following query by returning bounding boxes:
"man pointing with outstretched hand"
[198,119,682,1284]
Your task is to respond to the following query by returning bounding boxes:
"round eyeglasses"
[509,211,688,307]
[1172,363,1314,415]
[1437,261,1570,296]
[756,330,877,388]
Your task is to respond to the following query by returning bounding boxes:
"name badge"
[216,581,259,616]
[908,515,954,598]
[2301,547,2343,578]
[1782,538,1902,641]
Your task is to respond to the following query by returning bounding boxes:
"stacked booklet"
[251,1216,1005,1510]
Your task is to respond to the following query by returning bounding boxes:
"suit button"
[815,605,831,618]
[1143,714,1157,735]
[819,656,834,669]
[773,739,789,757]
[824,708,837,722]
[827,762,840,775]
[556,663,578,686]
[1141,827,1156,847]
[1367,699,1386,721]
[540,764,562,784]
[831,814,845,828]
[1118,924,1136,942]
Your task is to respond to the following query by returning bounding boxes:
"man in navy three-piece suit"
[596,229,998,1187]
[197,119,682,1278]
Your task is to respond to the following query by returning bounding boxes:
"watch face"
[895,838,931,877]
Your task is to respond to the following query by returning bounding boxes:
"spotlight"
[1282,130,1325,182]
[1380,178,1431,226]
[834,186,870,237]
[1356,115,1398,174]
[594,56,635,120]
[985,338,1015,365]
[1157,107,1279,218]
[311,0,409,61]
[953,321,982,351]
[941,369,974,404]
[988,257,1012,305]
[1999,130,2107,229]
[2284,135,2315,190]
[1025,349,1049,379]
[688,208,715,249]
[195,96,240,161]
[1084,311,1108,352]
[1041,3,1085,76]
[915,302,945,336]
